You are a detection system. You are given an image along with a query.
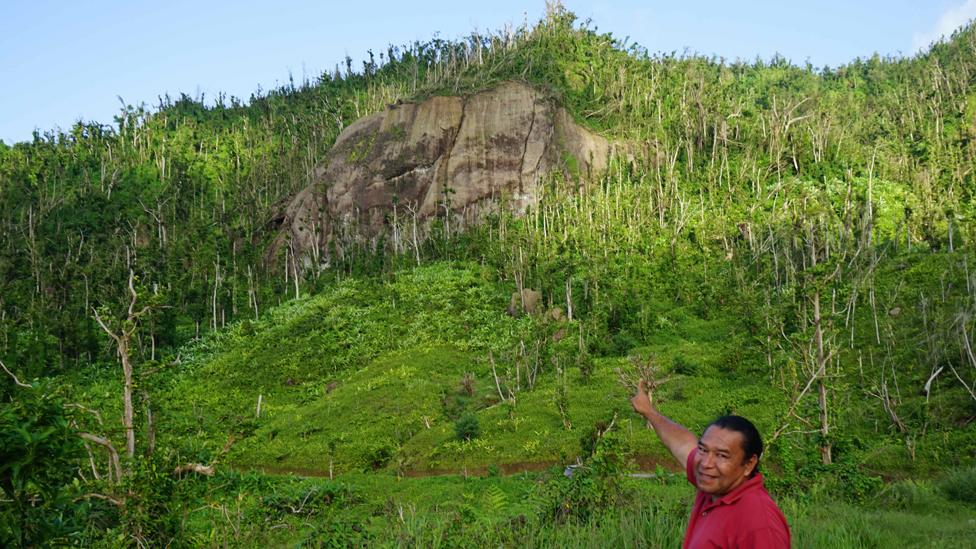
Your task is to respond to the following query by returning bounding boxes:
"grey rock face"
[270,81,611,267]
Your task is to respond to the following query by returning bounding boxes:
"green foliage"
[876,479,947,513]
[455,412,481,441]
[6,5,976,545]
[116,455,183,545]
[0,379,84,548]
[364,440,396,471]
[541,429,632,523]
[938,465,976,505]
[671,354,702,376]
[261,481,360,518]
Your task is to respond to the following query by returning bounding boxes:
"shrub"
[455,413,480,441]
[262,481,359,518]
[239,320,255,337]
[672,354,701,376]
[459,372,476,397]
[542,428,632,523]
[0,380,84,548]
[876,479,943,511]
[118,454,182,545]
[938,465,976,505]
[365,441,395,471]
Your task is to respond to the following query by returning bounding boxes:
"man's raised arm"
[630,380,697,466]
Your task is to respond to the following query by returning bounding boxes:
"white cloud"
[913,0,976,53]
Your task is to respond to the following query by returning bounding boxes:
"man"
[630,380,790,548]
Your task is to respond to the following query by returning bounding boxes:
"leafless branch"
[91,307,121,346]
[127,270,138,318]
[616,353,672,393]
[769,359,828,445]
[64,403,103,425]
[924,366,944,402]
[79,432,122,482]
[75,492,124,507]
[0,359,31,388]
[80,439,102,481]
[175,435,235,477]
[174,463,215,476]
[489,351,508,403]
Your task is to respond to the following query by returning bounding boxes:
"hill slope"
[3,5,976,547]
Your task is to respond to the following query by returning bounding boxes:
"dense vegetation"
[2,4,975,546]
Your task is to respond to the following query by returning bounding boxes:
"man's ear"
[743,454,758,476]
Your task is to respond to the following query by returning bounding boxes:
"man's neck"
[709,475,752,501]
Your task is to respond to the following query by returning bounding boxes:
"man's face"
[693,426,757,498]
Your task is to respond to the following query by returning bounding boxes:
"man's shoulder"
[739,525,791,548]
[724,488,790,547]
[735,482,784,513]
[731,485,789,531]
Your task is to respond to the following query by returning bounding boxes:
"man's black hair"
[707,415,763,477]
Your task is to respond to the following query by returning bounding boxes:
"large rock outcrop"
[270,81,612,267]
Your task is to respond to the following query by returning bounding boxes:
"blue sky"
[1,0,974,144]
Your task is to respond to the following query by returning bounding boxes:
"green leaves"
[0,379,83,547]
[455,412,481,441]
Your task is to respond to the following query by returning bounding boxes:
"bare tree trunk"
[212,258,220,330]
[489,351,507,402]
[809,222,832,465]
[92,270,156,463]
[94,310,136,461]
[120,338,135,460]
[817,381,831,464]
[565,278,573,322]
[145,394,156,458]
[291,244,300,299]
[411,205,421,265]
[813,285,832,465]
[248,265,259,320]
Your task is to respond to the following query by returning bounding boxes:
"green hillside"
[137,262,783,476]
[2,5,976,547]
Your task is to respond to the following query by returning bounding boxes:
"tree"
[92,270,161,462]
[0,362,83,547]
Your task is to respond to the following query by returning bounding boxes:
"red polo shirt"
[683,449,791,549]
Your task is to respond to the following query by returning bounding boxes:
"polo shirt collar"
[704,472,765,508]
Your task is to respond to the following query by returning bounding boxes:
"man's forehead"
[700,425,745,451]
